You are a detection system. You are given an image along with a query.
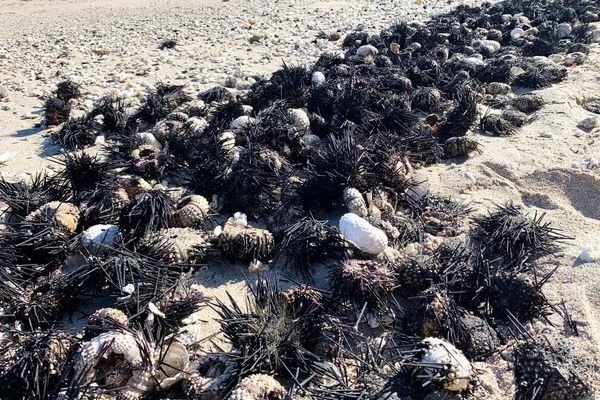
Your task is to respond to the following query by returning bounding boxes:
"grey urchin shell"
[394,255,441,294]
[456,312,500,360]
[484,82,512,95]
[510,93,545,113]
[443,136,479,158]
[514,335,593,400]
[26,201,80,233]
[421,210,466,237]
[217,220,274,261]
[228,374,286,400]
[170,194,210,228]
[501,108,532,127]
[139,227,209,263]
[480,114,516,136]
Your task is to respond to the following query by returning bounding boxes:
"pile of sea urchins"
[0,0,598,399]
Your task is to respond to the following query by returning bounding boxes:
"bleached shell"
[339,213,388,255]
[230,115,255,131]
[81,224,119,252]
[185,117,208,135]
[301,133,321,145]
[557,22,572,39]
[0,151,14,164]
[460,57,485,67]
[343,188,368,217]
[356,44,379,57]
[472,39,501,53]
[136,131,163,149]
[311,71,326,87]
[228,374,286,400]
[421,337,473,392]
[27,201,80,233]
[288,108,310,132]
[171,195,210,227]
[484,82,511,95]
[510,27,525,40]
[219,131,236,150]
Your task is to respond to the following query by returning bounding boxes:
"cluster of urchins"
[0,0,598,398]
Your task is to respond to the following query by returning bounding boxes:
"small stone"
[557,23,572,39]
[592,29,600,42]
[578,117,598,130]
[563,52,586,66]
[548,54,565,64]
[0,152,14,165]
[539,132,554,138]
[578,247,594,264]
[21,112,37,119]
[0,86,8,99]
[464,171,477,185]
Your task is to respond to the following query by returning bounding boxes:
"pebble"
[578,116,598,130]
[0,86,8,99]
[539,132,554,138]
[224,76,237,88]
[548,54,564,63]
[592,29,600,42]
[21,112,37,119]
[464,171,477,185]
[0,152,14,165]
[563,52,586,66]
[578,247,595,264]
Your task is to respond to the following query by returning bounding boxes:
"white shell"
[186,117,208,134]
[288,108,310,132]
[136,132,163,149]
[339,213,388,255]
[311,71,326,87]
[343,188,368,217]
[81,224,119,253]
[472,39,501,54]
[148,302,166,318]
[356,44,379,57]
[230,116,255,131]
[0,151,14,165]
[460,57,485,67]
[510,27,525,40]
[421,337,473,392]
[219,131,236,150]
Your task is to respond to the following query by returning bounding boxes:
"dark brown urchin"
[512,66,553,89]
[118,189,174,241]
[213,279,327,389]
[217,218,275,262]
[473,203,569,271]
[393,255,443,295]
[510,93,545,113]
[480,114,516,136]
[329,258,398,315]
[276,216,347,279]
[55,79,81,102]
[486,272,549,321]
[442,136,480,158]
[245,62,311,110]
[44,96,71,125]
[0,330,76,399]
[131,83,191,123]
[53,151,113,203]
[79,184,129,226]
[411,87,442,112]
[223,146,288,217]
[437,85,478,141]
[199,86,235,104]
[159,38,178,50]
[0,173,69,219]
[91,95,130,133]
[55,116,99,150]
[514,335,593,400]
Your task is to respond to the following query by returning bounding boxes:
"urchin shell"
[228,374,286,400]
[443,136,479,158]
[26,201,80,233]
[339,213,388,255]
[170,194,210,228]
[84,307,129,338]
[139,227,209,263]
[420,337,474,392]
[81,224,119,253]
[501,108,531,127]
[343,188,368,217]
[510,93,544,113]
[217,219,274,261]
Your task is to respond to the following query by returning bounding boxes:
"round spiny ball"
[510,93,544,113]
[514,336,593,400]
[170,194,210,228]
[489,273,546,320]
[332,259,397,308]
[480,114,516,136]
[456,312,499,360]
[501,109,531,127]
[218,220,274,262]
[411,87,442,112]
[394,255,442,295]
[443,136,479,158]
[407,286,452,337]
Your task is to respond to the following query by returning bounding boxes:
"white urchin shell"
[421,337,473,392]
[219,131,236,151]
[185,117,208,135]
[287,108,310,133]
[228,374,286,400]
[343,188,368,217]
[339,213,388,255]
[171,195,210,228]
[81,224,119,253]
[356,44,379,57]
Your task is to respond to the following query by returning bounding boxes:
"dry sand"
[1,0,600,396]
